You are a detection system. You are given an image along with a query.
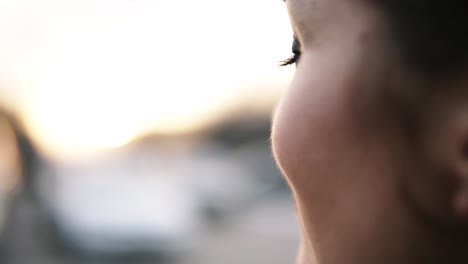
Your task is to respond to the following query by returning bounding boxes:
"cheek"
[271,61,356,187]
[270,55,422,256]
[271,52,402,197]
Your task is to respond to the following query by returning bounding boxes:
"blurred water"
[2,193,299,264]
[0,124,300,264]
[0,108,300,264]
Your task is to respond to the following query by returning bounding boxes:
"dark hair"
[376,2,468,76]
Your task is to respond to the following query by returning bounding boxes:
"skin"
[271,0,468,263]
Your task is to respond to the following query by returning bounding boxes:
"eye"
[280,35,302,66]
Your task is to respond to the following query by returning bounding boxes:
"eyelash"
[280,35,302,66]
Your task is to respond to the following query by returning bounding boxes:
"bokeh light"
[0,0,294,159]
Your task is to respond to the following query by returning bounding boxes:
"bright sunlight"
[0,0,294,159]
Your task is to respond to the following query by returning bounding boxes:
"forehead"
[285,0,320,39]
[285,0,377,41]
[286,0,364,21]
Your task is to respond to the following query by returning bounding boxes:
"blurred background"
[0,0,299,263]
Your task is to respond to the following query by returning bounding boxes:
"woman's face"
[272,0,468,263]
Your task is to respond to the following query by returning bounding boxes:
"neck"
[298,236,468,264]
[297,200,468,264]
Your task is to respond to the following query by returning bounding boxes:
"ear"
[450,114,468,218]
[404,81,468,227]
[427,101,468,220]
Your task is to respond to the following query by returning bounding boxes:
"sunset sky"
[0,0,294,159]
